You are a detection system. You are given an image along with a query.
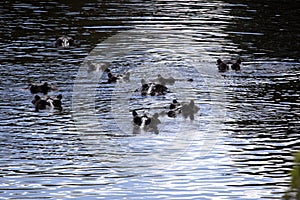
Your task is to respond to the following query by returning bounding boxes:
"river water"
[0,1,299,199]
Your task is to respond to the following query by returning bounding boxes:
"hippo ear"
[104,68,110,73]
[56,38,62,47]
[132,110,138,117]
[107,73,113,78]
[69,38,74,46]
[57,94,62,99]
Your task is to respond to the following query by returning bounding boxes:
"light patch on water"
[72,28,227,172]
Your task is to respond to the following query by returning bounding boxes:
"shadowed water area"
[0,0,299,199]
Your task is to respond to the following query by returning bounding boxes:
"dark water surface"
[0,1,299,199]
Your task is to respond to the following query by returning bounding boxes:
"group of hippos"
[29,82,63,112]
[96,64,200,134]
[29,36,241,133]
[28,36,78,112]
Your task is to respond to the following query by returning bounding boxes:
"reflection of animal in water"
[217,59,229,72]
[167,99,181,118]
[148,113,161,134]
[105,68,130,83]
[181,100,200,120]
[87,62,109,73]
[231,59,241,71]
[157,74,193,85]
[29,82,57,95]
[157,74,175,85]
[55,36,74,48]
[140,79,169,96]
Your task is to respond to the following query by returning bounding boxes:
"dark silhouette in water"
[132,110,151,127]
[231,59,241,71]
[132,111,161,134]
[29,82,56,95]
[105,68,130,83]
[167,99,182,118]
[32,94,63,112]
[217,59,229,72]
[140,79,169,96]
[32,95,50,112]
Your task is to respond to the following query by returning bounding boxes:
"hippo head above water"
[55,36,74,48]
